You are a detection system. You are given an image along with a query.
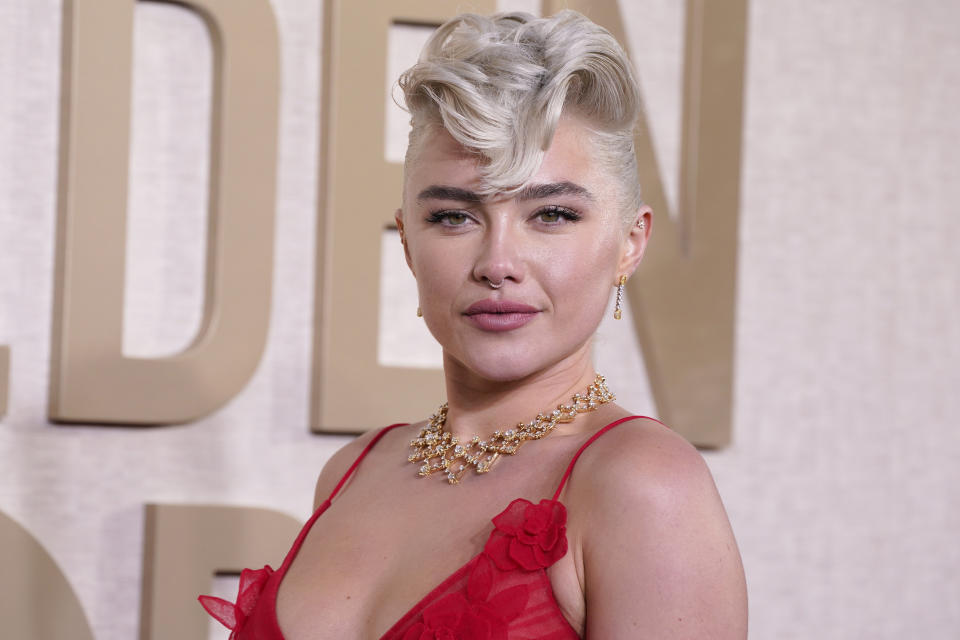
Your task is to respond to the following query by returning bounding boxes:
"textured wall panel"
[0,1,958,638]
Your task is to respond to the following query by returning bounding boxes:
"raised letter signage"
[543,0,748,446]
[0,510,96,640]
[311,0,495,432]
[140,504,302,640]
[51,0,281,424]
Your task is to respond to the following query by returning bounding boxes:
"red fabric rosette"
[483,498,568,572]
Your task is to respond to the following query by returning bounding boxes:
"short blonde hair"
[399,10,643,215]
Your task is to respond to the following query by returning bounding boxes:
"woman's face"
[399,115,649,383]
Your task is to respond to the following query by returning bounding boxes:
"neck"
[440,348,600,443]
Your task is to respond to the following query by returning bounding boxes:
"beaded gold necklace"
[408,375,615,484]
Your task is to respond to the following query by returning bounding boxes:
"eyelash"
[424,206,582,227]
[534,206,582,224]
[425,210,470,225]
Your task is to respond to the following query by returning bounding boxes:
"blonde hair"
[399,10,643,215]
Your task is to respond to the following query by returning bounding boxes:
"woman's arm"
[576,420,747,638]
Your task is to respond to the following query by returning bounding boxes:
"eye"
[443,212,469,225]
[534,206,581,225]
[425,210,473,227]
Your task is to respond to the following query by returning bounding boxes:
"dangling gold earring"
[416,306,423,318]
[613,275,627,320]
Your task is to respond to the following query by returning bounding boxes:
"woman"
[201,10,747,639]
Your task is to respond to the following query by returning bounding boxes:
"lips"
[463,299,540,332]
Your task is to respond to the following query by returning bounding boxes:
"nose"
[472,217,524,289]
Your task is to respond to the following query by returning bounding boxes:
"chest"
[275,466,584,638]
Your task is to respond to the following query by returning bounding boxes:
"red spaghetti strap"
[267,423,411,581]
[551,415,664,500]
[327,423,408,502]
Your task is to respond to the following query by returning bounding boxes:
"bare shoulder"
[312,428,389,511]
[566,416,721,534]
[567,417,748,639]
[571,416,714,499]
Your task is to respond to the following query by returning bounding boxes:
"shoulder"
[566,416,748,638]
[565,416,720,536]
[571,415,713,502]
[312,423,410,510]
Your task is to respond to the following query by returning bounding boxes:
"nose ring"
[488,279,503,289]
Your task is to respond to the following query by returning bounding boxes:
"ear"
[617,205,653,278]
[395,208,415,276]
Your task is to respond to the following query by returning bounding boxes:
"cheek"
[550,241,622,340]
[410,243,466,300]
[539,233,621,299]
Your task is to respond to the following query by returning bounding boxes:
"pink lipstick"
[463,300,539,332]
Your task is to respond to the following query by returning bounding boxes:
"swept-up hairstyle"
[399,10,644,216]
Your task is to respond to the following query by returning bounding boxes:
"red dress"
[200,416,644,639]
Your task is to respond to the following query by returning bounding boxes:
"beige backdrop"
[1,0,959,639]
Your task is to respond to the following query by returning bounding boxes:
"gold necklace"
[408,375,615,484]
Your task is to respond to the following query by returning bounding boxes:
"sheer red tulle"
[199,416,645,639]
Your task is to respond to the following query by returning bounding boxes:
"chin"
[442,346,539,383]
[444,339,589,384]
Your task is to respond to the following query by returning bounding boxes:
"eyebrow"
[416,185,483,203]
[416,181,594,203]
[516,181,594,202]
